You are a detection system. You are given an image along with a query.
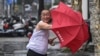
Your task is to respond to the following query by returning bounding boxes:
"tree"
[90,0,100,56]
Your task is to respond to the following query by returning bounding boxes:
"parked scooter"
[1,16,26,37]
[11,15,26,37]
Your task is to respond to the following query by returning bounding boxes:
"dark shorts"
[27,49,47,56]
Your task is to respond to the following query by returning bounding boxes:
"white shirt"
[26,29,49,55]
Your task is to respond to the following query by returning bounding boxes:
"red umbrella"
[51,2,89,53]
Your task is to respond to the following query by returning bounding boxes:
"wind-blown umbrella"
[51,2,89,53]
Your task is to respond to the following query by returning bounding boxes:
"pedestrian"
[26,9,56,56]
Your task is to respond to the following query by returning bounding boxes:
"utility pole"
[82,0,88,20]
[51,0,54,7]
[38,0,44,21]
[7,2,11,17]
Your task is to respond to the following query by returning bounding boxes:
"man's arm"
[38,21,52,30]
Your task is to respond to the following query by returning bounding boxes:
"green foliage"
[61,47,70,53]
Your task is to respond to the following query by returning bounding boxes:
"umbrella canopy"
[51,2,89,53]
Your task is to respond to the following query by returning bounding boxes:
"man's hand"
[48,37,56,46]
